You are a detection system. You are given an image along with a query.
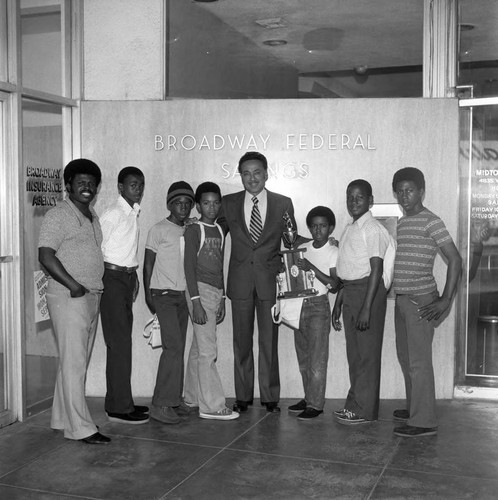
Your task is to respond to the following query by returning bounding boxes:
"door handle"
[0,256,13,263]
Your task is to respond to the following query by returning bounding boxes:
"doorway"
[458,98,498,388]
[0,91,20,427]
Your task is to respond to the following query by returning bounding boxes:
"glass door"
[458,98,498,386]
[0,91,18,427]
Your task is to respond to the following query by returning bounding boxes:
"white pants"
[46,286,100,440]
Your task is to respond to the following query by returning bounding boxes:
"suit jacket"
[219,189,296,301]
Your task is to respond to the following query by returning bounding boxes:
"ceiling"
[192,0,498,98]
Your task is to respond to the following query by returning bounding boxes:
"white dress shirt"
[244,189,267,230]
[100,196,140,267]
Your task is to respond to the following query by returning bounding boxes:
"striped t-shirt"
[393,208,453,295]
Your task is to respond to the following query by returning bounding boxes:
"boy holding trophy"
[286,206,340,420]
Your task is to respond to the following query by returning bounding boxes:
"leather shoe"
[107,410,149,425]
[80,432,111,444]
[262,402,281,413]
[134,405,149,414]
[233,401,249,412]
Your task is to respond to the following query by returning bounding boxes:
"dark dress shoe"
[233,401,249,412]
[107,411,149,424]
[134,405,149,414]
[262,402,281,413]
[80,432,111,444]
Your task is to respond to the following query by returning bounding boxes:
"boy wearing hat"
[143,181,195,425]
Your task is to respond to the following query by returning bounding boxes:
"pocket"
[408,291,438,307]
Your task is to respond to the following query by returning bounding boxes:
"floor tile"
[1,436,218,500]
[102,407,267,449]
[390,424,498,479]
[228,407,397,467]
[372,468,498,499]
[167,448,381,499]
[3,398,498,499]
[0,425,67,477]
[0,484,81,499]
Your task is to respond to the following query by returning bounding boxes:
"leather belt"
[104,262,138,273]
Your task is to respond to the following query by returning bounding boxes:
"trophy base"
[277,288,318,300]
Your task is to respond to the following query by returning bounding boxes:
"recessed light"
[263,39,287,47]
[256,18,287,29]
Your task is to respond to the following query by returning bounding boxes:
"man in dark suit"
[219,151,296,413]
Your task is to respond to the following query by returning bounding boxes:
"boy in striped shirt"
[392,167,461,438]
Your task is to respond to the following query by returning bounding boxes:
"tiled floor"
[1,398,498,499]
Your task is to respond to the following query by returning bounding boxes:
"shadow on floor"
[1,398,498,499]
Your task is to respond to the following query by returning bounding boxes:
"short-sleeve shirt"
[336,211,389,280]
[145,217,186,290]
[100,196,140,267]
[184,222,224,297]
[38,199,104,292]
[302,241,338,296]
[394,208,453,295]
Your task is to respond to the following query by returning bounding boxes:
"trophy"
[277,213,318,299]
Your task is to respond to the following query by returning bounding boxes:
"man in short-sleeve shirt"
[39,159,110,445]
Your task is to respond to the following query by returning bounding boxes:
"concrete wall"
[83,0,164,100]
[83,0,298,101]
[82,98,459,401]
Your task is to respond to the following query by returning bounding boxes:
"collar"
[245,188,267,203]
[118,195,140,215]
[351,210,373,228]
[64,197,96,226]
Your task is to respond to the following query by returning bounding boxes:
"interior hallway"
[0,397,497,499]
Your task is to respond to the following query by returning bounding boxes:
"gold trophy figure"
[278,212,318,299]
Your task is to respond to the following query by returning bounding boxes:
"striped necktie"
[249,196,263,243]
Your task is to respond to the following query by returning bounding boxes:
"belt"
[104,262,138,273]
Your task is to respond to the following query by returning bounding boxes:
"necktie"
[249,196,263,243]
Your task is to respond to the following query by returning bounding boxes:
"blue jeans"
[395,292,439,428]
[152,289,189,407]
[293,295,331,411]
[184,283,227,413]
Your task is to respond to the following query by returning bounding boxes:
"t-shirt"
[145,218,186,290]
[184,222,224,297]
[393,208,453,295]
[38,199,104,292]
[301,240,338,296]
[336,211,389,281]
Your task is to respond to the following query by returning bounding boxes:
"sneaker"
[394,425,437,437]
[184,401,199,409]
[333,408,347,417]
[288,399,307,413]
[107,410,149,425]
[150,405,181,425]
[297,408,323,420]
[199,407,240,420]
[335,409,368,425]
[393,409,410,422]
[173,401,193,417]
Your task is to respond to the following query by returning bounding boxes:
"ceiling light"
[354,65,368,75]
[256,18,286,29]
[263,39,287,47]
